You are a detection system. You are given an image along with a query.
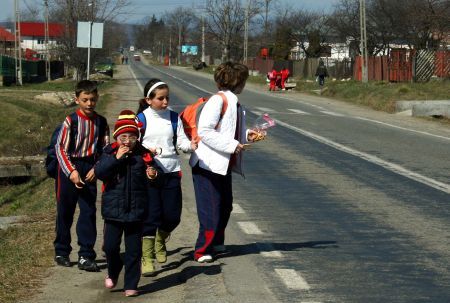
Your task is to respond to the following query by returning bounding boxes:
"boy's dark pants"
[192,164,233,260]
[142,172,182,236]
[103,220,142,290]
[54,158,97,259]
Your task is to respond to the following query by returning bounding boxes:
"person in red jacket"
[267,69,278,91]
[280,68,290,90]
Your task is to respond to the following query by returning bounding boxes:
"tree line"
[14,0,450,77]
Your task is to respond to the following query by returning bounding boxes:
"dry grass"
[0,178,55,303]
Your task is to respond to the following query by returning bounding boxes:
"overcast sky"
[0,0,339,24]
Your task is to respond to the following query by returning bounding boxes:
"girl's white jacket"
[141,107,193,173]
[189,90,249,176]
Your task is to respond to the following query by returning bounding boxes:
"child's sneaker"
[124,290,139,297]
[78,256,100,272]
[196,255,213,263]
[55,255,71,267]
[104,276,117,289]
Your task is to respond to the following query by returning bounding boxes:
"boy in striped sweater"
[54,80,109,272]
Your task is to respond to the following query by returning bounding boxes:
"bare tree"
[204,0,247,62]
[49,0,131,79]
[164,7,196,64]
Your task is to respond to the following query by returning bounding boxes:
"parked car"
[133,54,141,61]
[94,57,114,77]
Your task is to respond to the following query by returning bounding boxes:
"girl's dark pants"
[142,172,182,236]
[54,157,97,259]
[191,164,233,260]
[103,220,142,290]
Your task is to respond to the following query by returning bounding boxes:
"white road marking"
[355,116,450,142]
[255,107,277,113]
[288,108,311,114]
[232,203,245,214]
[257,243,283,257]
[131,65,450,194]
[320,110,345,117]
[261,115,450,194]
[128,65,144,92]
[260,250,284,258]
[237,222,263,235]
[275,269,311,290]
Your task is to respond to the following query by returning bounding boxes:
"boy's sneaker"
[55,255,71,267]
[78,256,100,272]
[196,255,213,263]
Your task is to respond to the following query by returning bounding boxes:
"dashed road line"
[320,110,345,117]
[237,221,263,235]
[287,108,311,115]
[256,243,283,258]
[232,203,245,214]
[275,269,311,290]
[255,106,277,113]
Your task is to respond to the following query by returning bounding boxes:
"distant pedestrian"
[125,56,128,64]
[267,69,278,91]
[315,59,329,88]
[53,80,109,272]
[189,62,266,263]
[137,79,197,276]
[121,55,125,64]
[280,68,290,90]
[95,110,160,297]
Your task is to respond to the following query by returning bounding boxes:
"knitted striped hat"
[113,110,139,139]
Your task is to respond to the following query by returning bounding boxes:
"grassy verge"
[0,79,114,303]
[296,78,450,113]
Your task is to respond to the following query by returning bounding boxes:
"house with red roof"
[0,26,15,56]
[19,22,65,59]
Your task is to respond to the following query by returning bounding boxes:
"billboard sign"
[181,45,198,55]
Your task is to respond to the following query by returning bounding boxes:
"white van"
[129,45,135,52]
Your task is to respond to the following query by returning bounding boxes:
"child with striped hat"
[95,110,161,297]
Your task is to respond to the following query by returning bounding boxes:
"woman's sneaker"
[196,255,213,263]
[78,256,100,272]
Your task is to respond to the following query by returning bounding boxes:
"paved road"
[27,61,450,303]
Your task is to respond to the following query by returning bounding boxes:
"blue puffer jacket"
[95,142,158,222]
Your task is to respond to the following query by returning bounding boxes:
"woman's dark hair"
[137,78,169,113]
[214,62,249,92]
[75,80,98,97]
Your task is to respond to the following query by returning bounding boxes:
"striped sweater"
[56,109,110,177]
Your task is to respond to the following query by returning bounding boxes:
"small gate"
[414,50,435,82]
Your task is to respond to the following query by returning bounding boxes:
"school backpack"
[179,92,228,143]
[136,110,178,151]
[45,112,78,179]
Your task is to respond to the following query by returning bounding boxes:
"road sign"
[77,22,103,48]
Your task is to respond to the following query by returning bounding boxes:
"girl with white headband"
[136,78,197,276]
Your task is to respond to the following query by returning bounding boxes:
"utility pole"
[87,1,94,80]
[169,34,172,66]
[360,0,368,83]
[201,15,205,63]
[178,25,181,65]
[14,0,23,85]
[243,0,250,64]
[44,0,51,81]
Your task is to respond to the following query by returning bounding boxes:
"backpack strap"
[67,112,78,153]
[136,112,146,139]
[169,110,179,154]
[216,92,228,127]
[137,110,179,154]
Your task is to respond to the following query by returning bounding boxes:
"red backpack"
[179,92,228,143]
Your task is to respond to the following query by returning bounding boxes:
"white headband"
[146,82,167,98]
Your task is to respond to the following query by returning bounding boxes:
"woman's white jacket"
[189,90,248,176]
